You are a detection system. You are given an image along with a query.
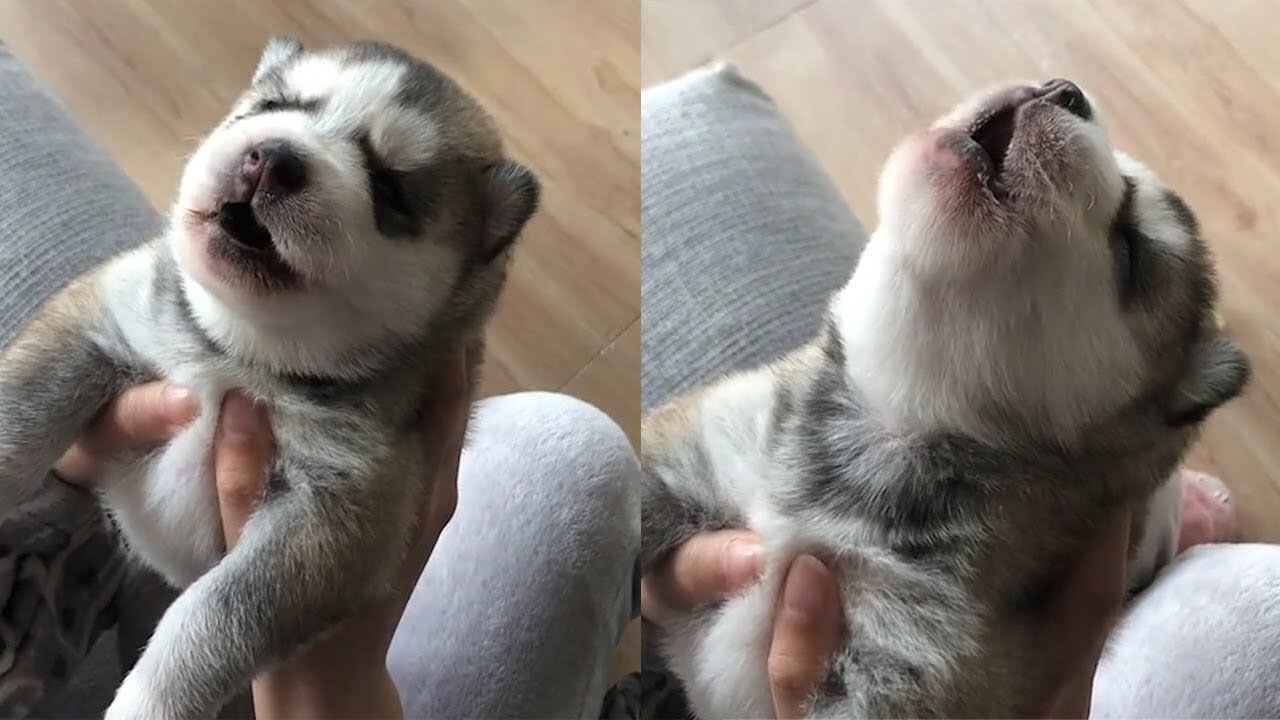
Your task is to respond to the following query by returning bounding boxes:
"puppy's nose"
[240,140,307,199]
[1040,79,1092,120]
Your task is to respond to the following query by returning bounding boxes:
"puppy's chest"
[97,360,261,587]
[760,398,1014,565]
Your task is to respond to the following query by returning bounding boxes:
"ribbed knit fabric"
[0,47,162,347]
[0,43,161,717]
[639,62,866,414]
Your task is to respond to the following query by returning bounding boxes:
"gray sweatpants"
[388,390,640,718]
[640,63,1280,719]
[0,44,639,719]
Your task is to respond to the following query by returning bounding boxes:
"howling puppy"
[0,38,537,718]
[641,79,1249,718]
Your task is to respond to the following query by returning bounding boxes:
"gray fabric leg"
[0,45,161,345]
[639,64,866,413]
[388,391,641,719]
[0,42,161,717]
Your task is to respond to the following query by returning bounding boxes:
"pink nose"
[233,141,308,201]
[237,149,265,200]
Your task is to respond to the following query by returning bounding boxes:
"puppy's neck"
[831,247,986,441]
[830,236,1138,448]
[178,270,392,382]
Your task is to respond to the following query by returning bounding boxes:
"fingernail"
[783,555,829,618]
[162,385,199,425]
[722,537,762,589]
[1193,473,1233,505]
[221,393,261,440]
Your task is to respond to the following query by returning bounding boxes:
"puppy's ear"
[253,36,304,84]
[477,162,540,264]
[1163,330,1250,426]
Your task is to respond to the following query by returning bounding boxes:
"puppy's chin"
[172,214,311,305]
[875,116,1114,275]
[873,130,1015,275]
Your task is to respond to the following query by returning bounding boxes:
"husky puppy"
[641,79,1249,718]
[0,37,538,718]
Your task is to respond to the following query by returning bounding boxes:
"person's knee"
[467,391,640,622]
[1092,544,1280,718]
[470,391,639,542]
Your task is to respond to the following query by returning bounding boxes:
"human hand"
[1029,511,1131,718]
[640,512,1132,720]
[639,531,844,718]
[211,351,470,720]
[53,382,199,485]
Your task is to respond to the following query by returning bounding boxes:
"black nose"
[1041,78,1092,120]
[241,140,307,199]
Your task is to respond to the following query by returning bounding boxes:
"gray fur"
[0,39,537,718]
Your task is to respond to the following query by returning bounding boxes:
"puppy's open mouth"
[966,98,1026,201]
[215,201,273,252]
[963,79,1092,200]
[970,107,1017,179]
[202,200,298,288]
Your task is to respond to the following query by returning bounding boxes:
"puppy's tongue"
[971,106,1017,171]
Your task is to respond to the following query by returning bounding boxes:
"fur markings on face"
[169,38,539,379]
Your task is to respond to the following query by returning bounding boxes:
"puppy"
[0,37,538,718]
[641,79,1249,718]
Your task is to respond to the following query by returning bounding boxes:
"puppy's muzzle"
[236,139,308,201]
[1039,79,1091,121]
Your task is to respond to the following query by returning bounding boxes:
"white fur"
[94,250,232,586]
[285,54,345,100]
[1116,151,1195,253]
[839,100,1144,446]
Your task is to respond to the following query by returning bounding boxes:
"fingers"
[54,382,199,485]
[1034,511,1132,718]
[640,529,763,627]
[1039,665,1096,720]
[417,352,471,551]
[769,555,844,720]
[420,351,470,470]
[214,391,275,549]
[387,353,471,600]
[1059,507,1131,620]
[1055,511,1131,646]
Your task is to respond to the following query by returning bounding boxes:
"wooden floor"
[643,0,1280,543]
[0,0,641,683]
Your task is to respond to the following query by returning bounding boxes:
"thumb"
[640,530,763,627]
[769,555,843,719]
[55,382,199,485]
[214,391,274,549]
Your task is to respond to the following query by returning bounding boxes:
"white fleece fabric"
[1092,543,1280,718]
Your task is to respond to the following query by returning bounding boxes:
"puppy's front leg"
[104,471,410,720]
[0,275,133,510]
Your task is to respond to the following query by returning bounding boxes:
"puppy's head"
[172,38,538,372]
[839,80,1247,443]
